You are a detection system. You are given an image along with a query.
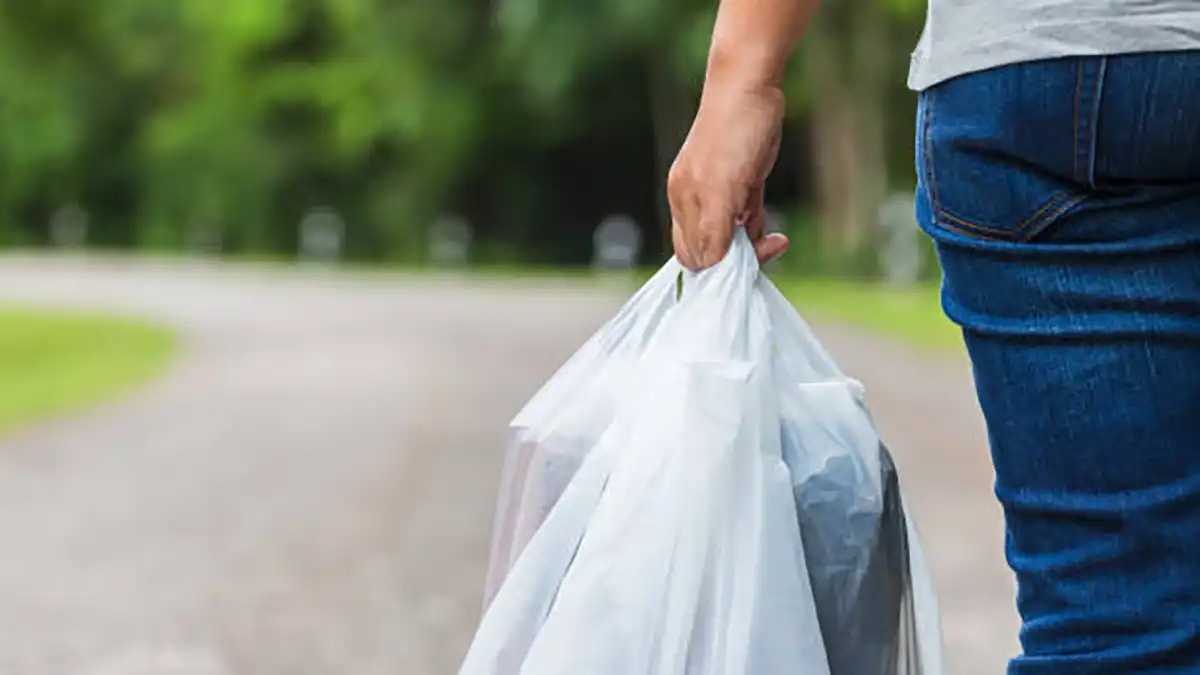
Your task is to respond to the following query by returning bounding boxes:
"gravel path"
[0,256,1018,674]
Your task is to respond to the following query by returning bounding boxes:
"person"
[669,0,1200,671]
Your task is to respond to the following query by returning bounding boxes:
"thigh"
[916,52,1200,674]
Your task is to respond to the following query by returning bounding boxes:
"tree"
[0,0,928,271]
[492,0,718,246]
[788,0,924,267]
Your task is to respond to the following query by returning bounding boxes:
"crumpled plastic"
[461,232,944,675]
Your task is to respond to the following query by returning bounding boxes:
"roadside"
[0,256,1014,673]
[0,307,176,435]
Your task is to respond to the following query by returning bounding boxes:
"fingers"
[667,164,701,270]
[671,219,697,270]
[675,219,788,269]
[669,180,740,271]
[692,205,738,270]
[671,183,785,270]
[677,225,788,270]
[671,162,780,271]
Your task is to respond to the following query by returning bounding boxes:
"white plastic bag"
[462,232,943,675]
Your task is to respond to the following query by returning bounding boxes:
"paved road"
[0,256,1018,675]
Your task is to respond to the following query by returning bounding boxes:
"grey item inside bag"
[793,439,924,674]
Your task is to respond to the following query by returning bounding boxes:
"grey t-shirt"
[908,0,1200,90]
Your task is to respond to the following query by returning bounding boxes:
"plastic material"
[462,232,943,675]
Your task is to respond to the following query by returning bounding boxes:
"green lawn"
[0,308,177,434]
[774,277,963,354]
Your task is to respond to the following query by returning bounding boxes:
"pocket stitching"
[937,209,1020,238]
[940,192,1068,238]
[935,192,1088,243]
[933,214,1007,242]
[1015,193,1089,242]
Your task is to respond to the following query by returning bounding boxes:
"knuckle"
[666,166,689,197]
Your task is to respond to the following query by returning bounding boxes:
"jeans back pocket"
[915,58,1104,243]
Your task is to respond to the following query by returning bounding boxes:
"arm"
[668,0,818,270]
[707,0,819,91]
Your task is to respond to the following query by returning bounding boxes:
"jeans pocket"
[916,59,1101,244]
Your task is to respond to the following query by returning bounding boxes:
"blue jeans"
[916,52,1200,672]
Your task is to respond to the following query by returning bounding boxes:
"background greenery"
[0,0,930,273]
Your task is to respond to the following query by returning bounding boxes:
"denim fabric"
[915,52,1200,673]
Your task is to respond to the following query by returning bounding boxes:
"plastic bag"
[462,232,943,675]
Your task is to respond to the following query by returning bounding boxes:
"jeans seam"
[1074,57,1108,187]
[1073,59,1084,182]
[1087,57,1109,188]
[922,90,940,213]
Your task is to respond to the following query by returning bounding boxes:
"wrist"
[705,42,787,94]
[701,51,787,116]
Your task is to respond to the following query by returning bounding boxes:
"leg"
[917,52,1200,673]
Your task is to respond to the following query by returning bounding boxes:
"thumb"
[754,232,789,264]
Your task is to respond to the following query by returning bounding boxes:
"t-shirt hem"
[907,17,1200,91]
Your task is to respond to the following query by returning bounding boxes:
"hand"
[667,81,790,270]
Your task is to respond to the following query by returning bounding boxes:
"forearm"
[706,0,819,90]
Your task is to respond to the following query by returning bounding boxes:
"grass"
[0,307,177,435]
[773,277,963,354]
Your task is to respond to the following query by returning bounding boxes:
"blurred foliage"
[0,0,926,270]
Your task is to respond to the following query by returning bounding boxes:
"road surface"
[0,256,1018,674]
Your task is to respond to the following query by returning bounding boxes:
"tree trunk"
[847,0,890,254]
[803,0,891,264]
[809,62,858,253]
